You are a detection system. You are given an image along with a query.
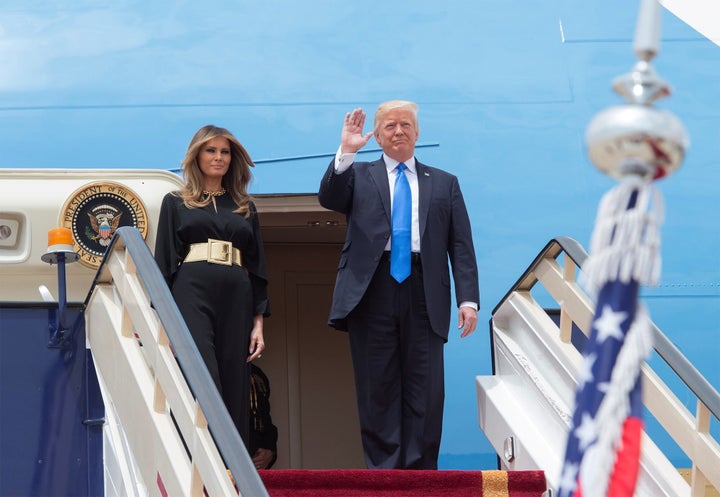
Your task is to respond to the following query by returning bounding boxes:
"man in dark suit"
[318,100,480,470]
[249,364,278,469]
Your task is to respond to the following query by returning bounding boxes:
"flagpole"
[557,1,689,496]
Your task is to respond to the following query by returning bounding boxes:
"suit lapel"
[416,161,432,240]
[370,157,392,222]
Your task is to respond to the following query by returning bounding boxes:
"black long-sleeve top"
[154,192,270,317]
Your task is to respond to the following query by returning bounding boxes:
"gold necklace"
[202,188,226,197]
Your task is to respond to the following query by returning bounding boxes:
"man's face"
[374,108,419,163]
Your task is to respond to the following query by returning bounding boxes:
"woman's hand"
[247,315,265,362]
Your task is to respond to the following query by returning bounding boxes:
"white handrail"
[84,227,268,497]
[479,237,720,496]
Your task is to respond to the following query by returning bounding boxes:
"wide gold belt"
[184,239,242,267]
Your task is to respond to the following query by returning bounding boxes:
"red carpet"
[259,469,547,497]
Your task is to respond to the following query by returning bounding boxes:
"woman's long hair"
[180,124,254,217]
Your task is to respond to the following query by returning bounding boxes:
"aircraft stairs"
[81,227,550,497]
[477,237,720,496]
[1,228,718,496]
[74,229,720,497]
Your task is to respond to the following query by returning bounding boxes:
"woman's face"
[197,136,231,182]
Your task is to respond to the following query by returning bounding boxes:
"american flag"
[557,181,659,497]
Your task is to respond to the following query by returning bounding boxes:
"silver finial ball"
[585,104,689,181]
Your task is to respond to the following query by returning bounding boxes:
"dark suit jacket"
[318,156,479,340]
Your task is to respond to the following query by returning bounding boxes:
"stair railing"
[84,226,269,497]
[487,236,720,496]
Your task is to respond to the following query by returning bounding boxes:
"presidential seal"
[60,181,149,269]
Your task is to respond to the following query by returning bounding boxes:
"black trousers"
[346,255,445,469]
[171,261,252,449]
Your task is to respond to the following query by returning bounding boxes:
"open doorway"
[254,194,365,469]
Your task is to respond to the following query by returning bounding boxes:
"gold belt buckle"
[207,239,233,266]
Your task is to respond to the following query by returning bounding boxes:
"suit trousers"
[346,255,445,469]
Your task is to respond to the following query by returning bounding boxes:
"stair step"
[259,469,547,497]
[678,469,720,497]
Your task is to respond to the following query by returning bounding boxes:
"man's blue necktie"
[391,163,411,282]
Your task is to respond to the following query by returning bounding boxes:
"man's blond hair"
[373,100,419,132]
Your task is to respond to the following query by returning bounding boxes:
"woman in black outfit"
[154,124,270,447]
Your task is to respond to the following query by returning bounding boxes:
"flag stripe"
[607,417,643,497]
